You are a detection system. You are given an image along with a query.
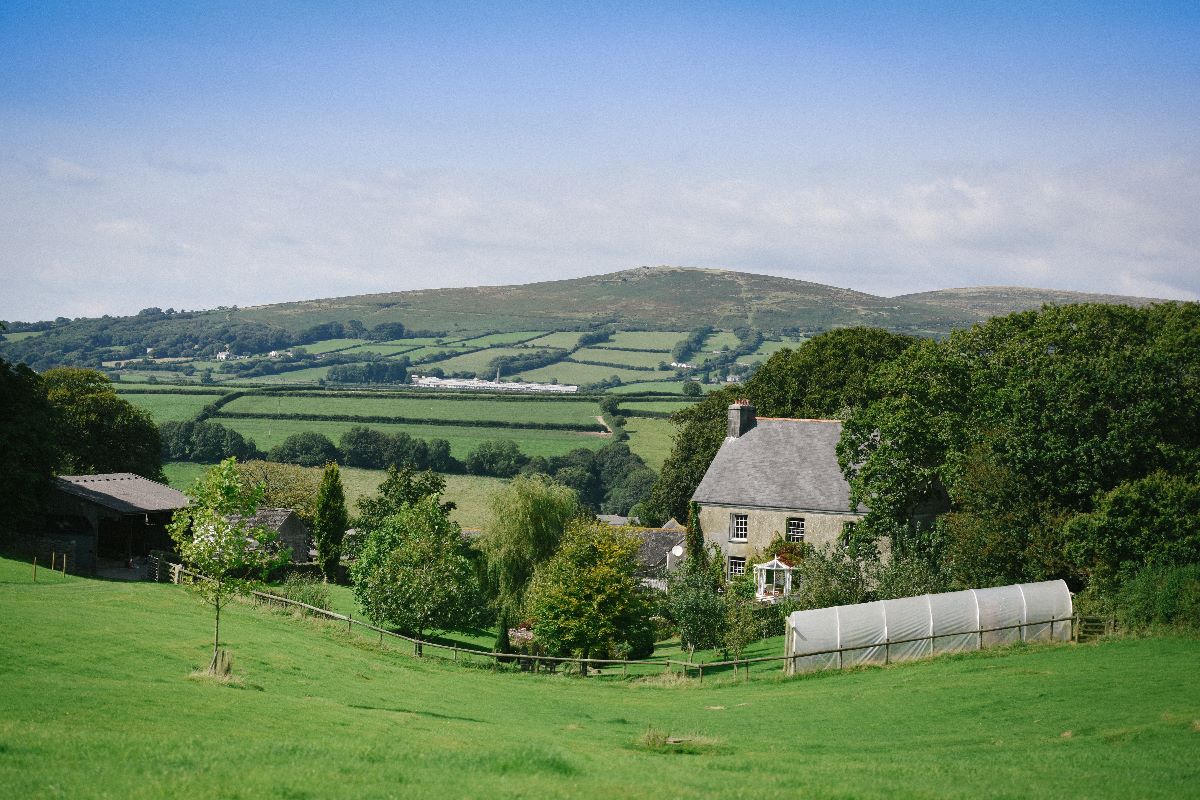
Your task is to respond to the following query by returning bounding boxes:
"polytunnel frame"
[785,580,1074,675]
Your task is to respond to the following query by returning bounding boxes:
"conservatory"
[753,557,794,603]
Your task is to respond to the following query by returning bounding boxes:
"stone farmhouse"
[691,401,942,603]
[228,508,312,565]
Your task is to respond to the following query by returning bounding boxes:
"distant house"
[228,508,311,564]
[691,401,943,601]
[44,473,189,574]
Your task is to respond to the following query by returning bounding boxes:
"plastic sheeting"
[786,580,1072,675]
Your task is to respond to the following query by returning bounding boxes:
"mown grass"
[220,394,602,427]
[1,556,1197,799]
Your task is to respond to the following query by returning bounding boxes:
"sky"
[1,1,1198,321]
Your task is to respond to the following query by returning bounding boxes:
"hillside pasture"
[751,338,804,359]
[609,330,689,350]
[338,343,423,357]
[119,391,221,423]
[523,331,583,348]
[2,557,1197,799]
[607,379,718,395]
[214,416,609,458]
[515,361,664,386]
[219,393,602,427]
[235,365,334,384]
[455,331,548,346]
[619,399,697,416]
[300,338,367,353]
[431,346,557,375]
[573,347,672,370]
[623,416,676,471]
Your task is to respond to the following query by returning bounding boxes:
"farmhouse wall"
[698,505,862,561]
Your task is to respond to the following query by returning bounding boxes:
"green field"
[455,331,548,346]
[608,331,688,350]
[623,416,676,471]
[699,330,742,353]
[619,400,697,415]
[523,331,583,349]
[220,393,602,427]
[573,347,672,370]
[3,556,1198,799]
[0,330,43,342]
[163,463,505,530]
[215,416,609,458]
[406,345,478,363]
[338,343,423,357]
[301,338,368,353]
[516,362,664,386]
[750,338,804,359]
[236,365,333,384]
[119,392,221,423]
[607,380,714,395]
[432,346,553,375]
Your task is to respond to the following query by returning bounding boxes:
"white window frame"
[727,556,746,578]
[730,513,748,542]
[786,517,805,543]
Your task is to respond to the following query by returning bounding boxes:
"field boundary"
[213,410,607,433]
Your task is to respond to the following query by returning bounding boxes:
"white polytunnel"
[786,580,1073,675]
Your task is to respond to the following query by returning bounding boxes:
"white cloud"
[2,154,1198,320]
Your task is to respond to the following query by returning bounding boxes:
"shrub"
[1115,564,1200,632]
[278,573,331,611]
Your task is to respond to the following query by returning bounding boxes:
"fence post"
[698,664,703,684]
[62,553,67,576]
[347,613,352,634]
[32,557,37,583]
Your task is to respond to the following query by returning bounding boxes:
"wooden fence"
[146,555,1084,682]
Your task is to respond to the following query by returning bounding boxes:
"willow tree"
[477,473,581,615]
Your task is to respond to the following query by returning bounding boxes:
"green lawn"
[213,416,610,458]
[2,555,1197,799]
[220,393,602,427]
[573,347,672,370]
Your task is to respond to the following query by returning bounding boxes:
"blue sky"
[2,1,1198,319]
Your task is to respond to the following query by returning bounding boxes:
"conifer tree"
[312,462,349,581]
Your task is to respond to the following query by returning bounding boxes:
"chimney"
[727,399,756,438]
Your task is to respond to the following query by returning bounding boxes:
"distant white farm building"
[410,375,579,394]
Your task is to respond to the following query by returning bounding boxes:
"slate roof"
[55,473,189,514]
[691,418,864,513]
[633,528,686,576]
[229,508,302,531]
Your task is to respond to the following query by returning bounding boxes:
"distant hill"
[895,286,1162,318]
[1,266,1172,373]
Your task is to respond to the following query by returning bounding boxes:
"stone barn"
[229,508,312,564]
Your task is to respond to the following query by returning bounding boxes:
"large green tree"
[312,463,349,580]
[43,367,164,480]
[350,495,480,654]
[525,520,654,672]
[840,302,1200,587]
[0,357,57,537]
[477,473,582,616]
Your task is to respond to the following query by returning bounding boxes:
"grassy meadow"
[573,347,672,369]
[219,393,603,427]
[515,361,664,386]
[622,416,676,471]
[2,556,1198,799]
[118,392,224,423]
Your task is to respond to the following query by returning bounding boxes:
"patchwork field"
[455,331,548,346]
[238,365,334,384]
[2,556,1197,799]
[608,380,714,395]
[301,338,367,353]
[216,416,609,458]
[622,416,676,471]
[430,346,555,375]
[523,331,583,348]
[219,393,603,427]
[618,399,697,416]
[118,391,223,423]
[608,331,689,350]
[338,343,424,357]
[573,347,672,370]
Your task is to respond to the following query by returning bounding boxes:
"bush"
[277,573,331,611]
[466,439,527,477]
[1116,564,1200,631]
[269,432,341,467]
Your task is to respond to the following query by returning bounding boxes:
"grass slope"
[220,394,602,426]
[119,392,223,423]
[1,557,1197,799]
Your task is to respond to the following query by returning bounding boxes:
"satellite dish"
[671,545,684,558]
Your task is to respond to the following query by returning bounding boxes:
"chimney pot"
[728,401,757,438]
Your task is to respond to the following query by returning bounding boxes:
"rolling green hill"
[1,556,1197,799]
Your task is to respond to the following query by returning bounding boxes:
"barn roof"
[633,528,686,576]
[228,507,304,532]
[55,473,188,514]
[691,418,863,514]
